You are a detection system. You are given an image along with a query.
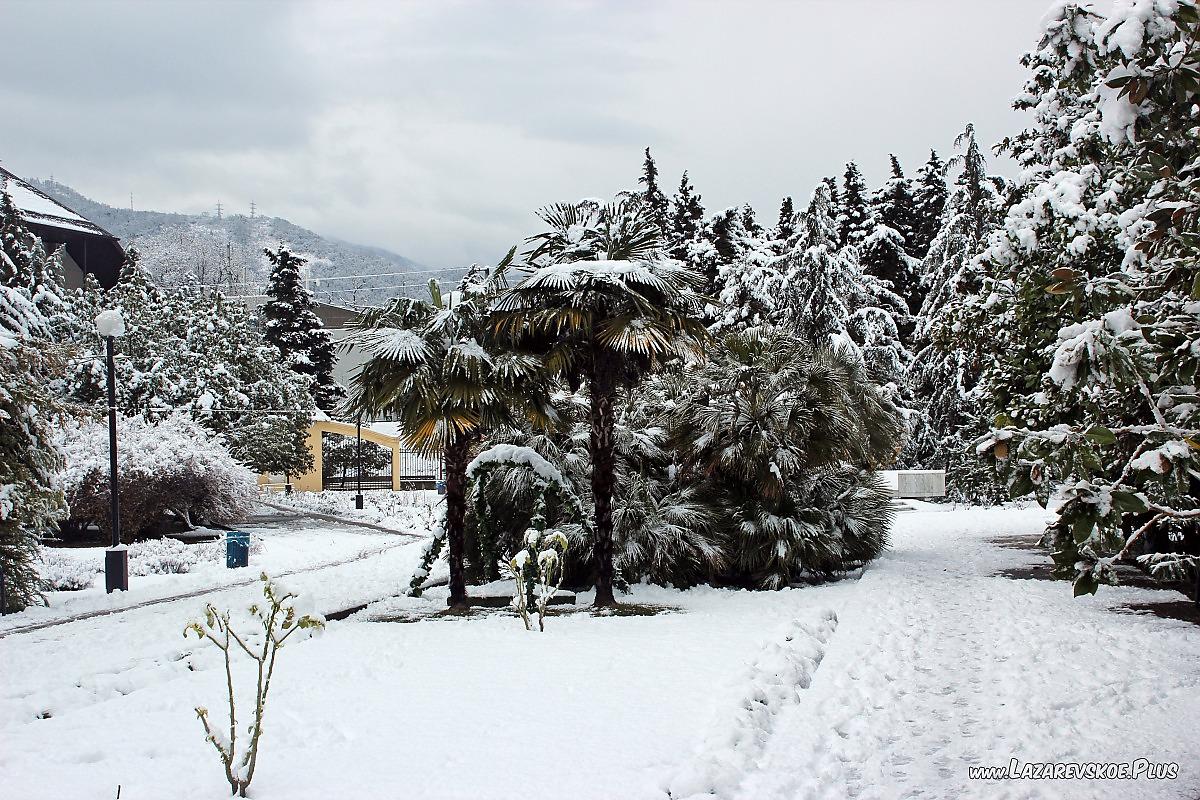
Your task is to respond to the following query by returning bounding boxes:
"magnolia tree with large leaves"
[977,0,1200,596]
[492,196,709,607]
[343,254,552,609]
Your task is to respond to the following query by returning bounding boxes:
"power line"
[225,282,435,301]
[177,265,466,291]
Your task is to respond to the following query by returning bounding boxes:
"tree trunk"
[589,350,619,608]
[444,434,471,610]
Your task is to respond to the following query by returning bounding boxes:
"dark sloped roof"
[0,165,125,288]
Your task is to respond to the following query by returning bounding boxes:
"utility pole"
[249,200,256,218]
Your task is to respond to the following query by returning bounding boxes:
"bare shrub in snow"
[185,573,324,797]
[57,414,256,543]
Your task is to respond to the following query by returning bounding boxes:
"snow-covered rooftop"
[0,166,112,238]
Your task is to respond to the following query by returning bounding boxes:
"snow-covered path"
[2,506,1198,799]
[734,506,1200,800]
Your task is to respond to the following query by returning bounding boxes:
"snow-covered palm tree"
[344,254,551,609]
[492,197,709,606]
[677,328,902,586]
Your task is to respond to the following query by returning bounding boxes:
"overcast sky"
[2,0,1054,268]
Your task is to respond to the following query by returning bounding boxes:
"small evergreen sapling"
[185,574,325,797]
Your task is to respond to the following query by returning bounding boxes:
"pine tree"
[638,147,670,237]
[262,246,345,411]
[0,192,67,610]
[859,224,922,319]
[911,150,949,260]
[0,190,65,322]
[838,162,875,248]
[710,208,775,333]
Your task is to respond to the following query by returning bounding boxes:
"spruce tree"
[0,192,67,610]
[837,162,874,248]
[262,245,345,411]
[911,150,949,260]
[638,147,670,237]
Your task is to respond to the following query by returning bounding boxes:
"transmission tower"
[216,201,223,220]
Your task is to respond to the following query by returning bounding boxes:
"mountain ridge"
[30,179,453,305]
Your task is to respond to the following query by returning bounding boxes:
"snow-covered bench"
[877,470,946,499]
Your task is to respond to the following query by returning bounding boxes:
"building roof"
[0,165,125,288]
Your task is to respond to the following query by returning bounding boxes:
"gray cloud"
[1,0,1052,267]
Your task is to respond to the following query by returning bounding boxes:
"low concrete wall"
[877,470,946,499]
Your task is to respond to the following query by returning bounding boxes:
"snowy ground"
[2,499,435,635]
[2,505,1198,799]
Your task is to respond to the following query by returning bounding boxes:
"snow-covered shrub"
[130,538,205,575]
[186,574,325,798]
[466,443,585,584]
[57,414,256,543]
[501,528,569,631]
[38,550,99,591]
[674,329,902,587]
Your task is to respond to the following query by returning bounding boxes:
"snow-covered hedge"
[56,415,256,543]
[38,550,100,591]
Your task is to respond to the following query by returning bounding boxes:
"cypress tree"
[775,196,796,242]
[638,147,670,237]
[262,245,345,411]
[670,171,709,287]
[740,203,762,239]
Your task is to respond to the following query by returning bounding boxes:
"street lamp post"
[95,309,128,593]
[355,417,364,510]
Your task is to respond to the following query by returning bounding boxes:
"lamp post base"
[355,493,364,510]
[105,547,129,593]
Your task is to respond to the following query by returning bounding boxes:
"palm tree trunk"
[589,350,619,608]
[444,434,471,610]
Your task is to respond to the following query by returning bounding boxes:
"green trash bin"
[226,531,250,569]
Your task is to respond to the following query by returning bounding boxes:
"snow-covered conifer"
[0,193,67,609]
[910,150,949,260]
[837,162,875,248]
[638,147,671,237]
[903,124,1008,500]
[262,245,345,411]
